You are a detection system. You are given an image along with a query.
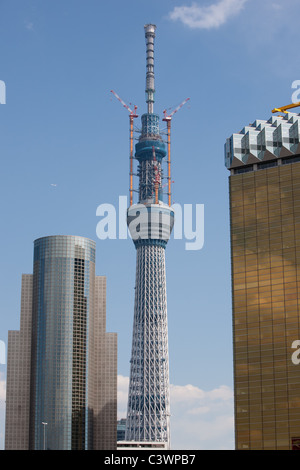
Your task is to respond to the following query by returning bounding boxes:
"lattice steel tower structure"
[125,24,174,447]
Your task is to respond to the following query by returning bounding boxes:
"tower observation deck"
[125,24,174,448]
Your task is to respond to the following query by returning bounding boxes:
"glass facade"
[230,162,300,449]
[29,236,96,450]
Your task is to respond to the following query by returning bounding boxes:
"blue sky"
[1,0,300,450]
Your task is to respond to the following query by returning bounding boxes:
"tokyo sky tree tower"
[125,24,174,447]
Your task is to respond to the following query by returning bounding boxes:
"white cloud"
[170,382,233,405]
[117,375,129,419]
[169,383,234,449]
[25,21,34,31]
[187,405,210,415]
[209,384,233,401]
[169,0,249,30]
[170,383,206,403]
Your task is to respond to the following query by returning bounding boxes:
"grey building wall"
[92,276,117,450]
[5,274,33,450]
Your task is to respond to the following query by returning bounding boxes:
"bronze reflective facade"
[230,160,300,449]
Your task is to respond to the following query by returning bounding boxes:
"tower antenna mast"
[125,24,175,448]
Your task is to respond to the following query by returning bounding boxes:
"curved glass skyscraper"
[5,235,117,450]
[30,236,95,450]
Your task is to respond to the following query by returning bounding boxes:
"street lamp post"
[42,422,48,450]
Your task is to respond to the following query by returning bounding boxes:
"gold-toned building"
[225,113,300,450]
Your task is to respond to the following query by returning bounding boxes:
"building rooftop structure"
[225,112,300,171]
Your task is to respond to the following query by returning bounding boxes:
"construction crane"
[272,101,300,114]
[162,98,190,206]
[111,90,138,206]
